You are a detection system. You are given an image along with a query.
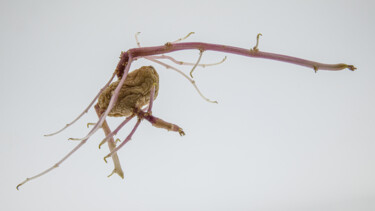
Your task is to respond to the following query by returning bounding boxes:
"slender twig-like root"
[135,33,217,104]
[147,57,218,103]
[252,33,262,52]
[44,71,116,137]
[172,32,195,43]
[135,32,142,48]
[17,59,135,189]
[189,50,204,78]
[98,114,135,149]
[17,134,90,190]
[94,105,124,178]
[147,54,227,68]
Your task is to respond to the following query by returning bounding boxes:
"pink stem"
[116,42,355,78]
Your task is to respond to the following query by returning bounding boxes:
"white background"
[1,0,374,210]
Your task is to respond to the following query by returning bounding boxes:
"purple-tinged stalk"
[115,42,355,79]
[140,110,185,136]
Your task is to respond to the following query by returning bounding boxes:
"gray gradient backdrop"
[1,0,374,210]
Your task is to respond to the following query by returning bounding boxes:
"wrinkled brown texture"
[98,66,159,117]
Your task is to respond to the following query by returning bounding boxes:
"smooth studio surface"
[1,0,374,210]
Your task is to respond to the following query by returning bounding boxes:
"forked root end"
[347,65,357,71]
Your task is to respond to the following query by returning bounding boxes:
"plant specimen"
[16,33,356,189]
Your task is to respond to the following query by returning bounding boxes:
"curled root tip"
[207,99,218,104]
[16,184,21,190]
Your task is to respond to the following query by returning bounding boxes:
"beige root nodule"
[98,66,159,117]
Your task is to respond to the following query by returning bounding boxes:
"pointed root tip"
[98,139,106,149]
[107,170,115,178]
[68,138,82,141]
[347,65,356,71]
[103,156,109,163]
[44,132,58,137]
[107,169,124,178]
[222,56,227,62]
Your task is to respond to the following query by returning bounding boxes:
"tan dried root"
[97,66,159,117]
